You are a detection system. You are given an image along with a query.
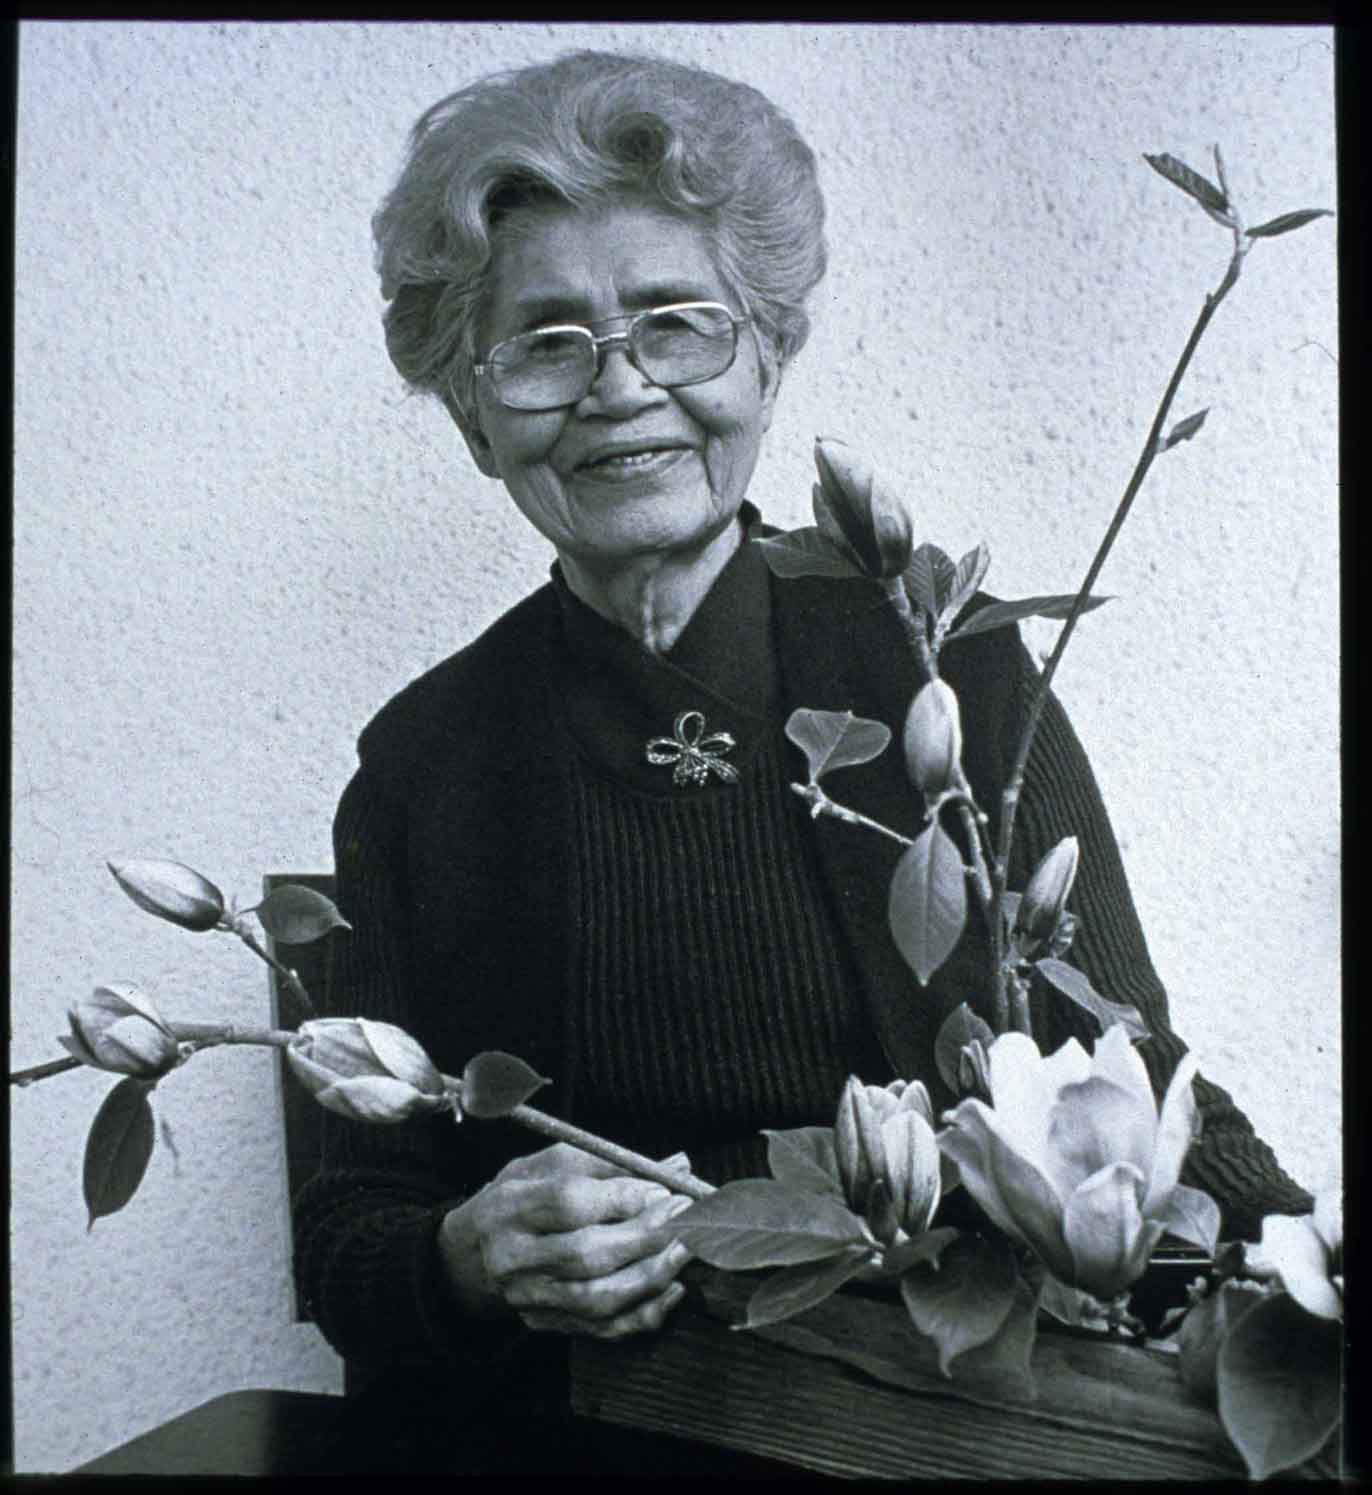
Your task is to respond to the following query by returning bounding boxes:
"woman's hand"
[437,1143,694,1340]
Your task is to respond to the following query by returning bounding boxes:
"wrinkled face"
[456,201,779,574]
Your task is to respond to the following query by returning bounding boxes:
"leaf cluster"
[672,1128,1033,1382]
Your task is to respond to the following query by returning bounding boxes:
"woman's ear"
[443,393,500,478]
[756,339,783,435]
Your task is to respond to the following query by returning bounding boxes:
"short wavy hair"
[373,50,827,424]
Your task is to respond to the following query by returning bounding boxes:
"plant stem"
[791,783,914,848]
[508,1103,717,1200]
[9,1055,83,1085]
[172,1021,297,1049]
[1007,970,1033,1036]
[9,1021,299,1085]
[884,578,1005,1023]
[992,238,1248,957]
[228,921,315,1018]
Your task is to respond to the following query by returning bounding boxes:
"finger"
[491,1195,688,1283]
[502,1236,692,1319]
[518,1174,675,1233]
[517,1280,688,1340]
[498,1142,625,1184]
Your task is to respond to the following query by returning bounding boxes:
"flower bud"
[61,981,180,1078]
[834,1077,882,1213]
[108,858,225,932]
[902,679,964,795]
[880,1110,942,1238]
[835,1077,936,1220]
[812,438,914,580]
[1015,837,1079,944]
[287,1016,449,1124]
[956,1038,992,1102]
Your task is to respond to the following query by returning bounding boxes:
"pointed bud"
[902,679,964,795]
[880,1110,942,1238]
[812,438,914,580]
[61,981,180,1078]
[956,1038,992,1102]
[108,858,225,932]
[1015,837,1079,945]
[287,1017,448,1124]
[834,1077,881,1213]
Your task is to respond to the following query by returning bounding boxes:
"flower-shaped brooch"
[646,710,739,788]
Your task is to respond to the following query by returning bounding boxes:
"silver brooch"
[646,710,739,788]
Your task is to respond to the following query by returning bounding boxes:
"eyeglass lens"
[490,305,738,410]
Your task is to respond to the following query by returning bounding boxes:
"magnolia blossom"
[835,1077,941,1242]
[288,1017,450,1124]
[1245,1188,1342,1321]
[59,982,182,1078]
[902,680,964,796]
[1015,837,1079,946]
[939,1025,1219,1300]
[108,858,225,932]
[812,438,914,580]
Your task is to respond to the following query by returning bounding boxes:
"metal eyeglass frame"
[472,300,753,412]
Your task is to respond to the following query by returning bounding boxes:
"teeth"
[590,449,673,469]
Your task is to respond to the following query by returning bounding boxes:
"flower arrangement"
[9,149,1337,1480]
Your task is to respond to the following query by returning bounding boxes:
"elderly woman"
[293,49,1310,1471]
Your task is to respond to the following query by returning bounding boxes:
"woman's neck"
[558,520,744,654]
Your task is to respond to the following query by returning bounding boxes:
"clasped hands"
[438,1143,695,1340]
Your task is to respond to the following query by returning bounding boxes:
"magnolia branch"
[10,1021,298,1086]
[992,231,1251,950]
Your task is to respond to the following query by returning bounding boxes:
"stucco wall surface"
[12,21,1337,1473]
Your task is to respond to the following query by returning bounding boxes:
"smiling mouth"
[574,446,693,479]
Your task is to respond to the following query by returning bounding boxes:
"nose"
[575,338,668,419]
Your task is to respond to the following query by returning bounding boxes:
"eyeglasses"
[473,301,751,412]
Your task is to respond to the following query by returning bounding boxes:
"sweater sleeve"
[1005,641,1313,1242]
[291,760,527,1373]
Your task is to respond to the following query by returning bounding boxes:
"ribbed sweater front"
[553,537,891,1180]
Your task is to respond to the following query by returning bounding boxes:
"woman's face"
[457,201,779,574]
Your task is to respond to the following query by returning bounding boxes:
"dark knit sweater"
[293,518,1311,1384]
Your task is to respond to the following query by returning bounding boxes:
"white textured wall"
[12,21,1337,1472]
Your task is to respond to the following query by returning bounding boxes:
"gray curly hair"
[373,50,828,425]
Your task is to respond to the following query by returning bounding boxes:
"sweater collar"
[550,505,778,793]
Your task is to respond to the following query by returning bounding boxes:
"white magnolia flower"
[939,1025,1219,1299]
[1245,1188,1342,1320]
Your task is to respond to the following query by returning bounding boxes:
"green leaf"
[945,592,1112,642]
[1155,1182,1221,1256]
[936,542,992,642]
[1161,407,1209,452]
[784,708,891,783]
[763,1126,845,1197]
[83,1076,156,1228]
[1037,1272,1103,1327]
[882,1225,960,1277]
[899,1232,1021,1375]
[888,822,968,987]
[755,527,863,581]
[458,1051,549,1118]
[903,543,956,618]
[1216,1291,1342,1480]
[1034,958,1149,1040]
[934,1002,995,1095]
[1245,208,1333,240]
[742,1249,875,1330]
[255,884,351,943]
[672,1179,872,1270]
[1143,152,1230,216]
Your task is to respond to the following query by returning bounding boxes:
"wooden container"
[570,1268,1335,1481]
